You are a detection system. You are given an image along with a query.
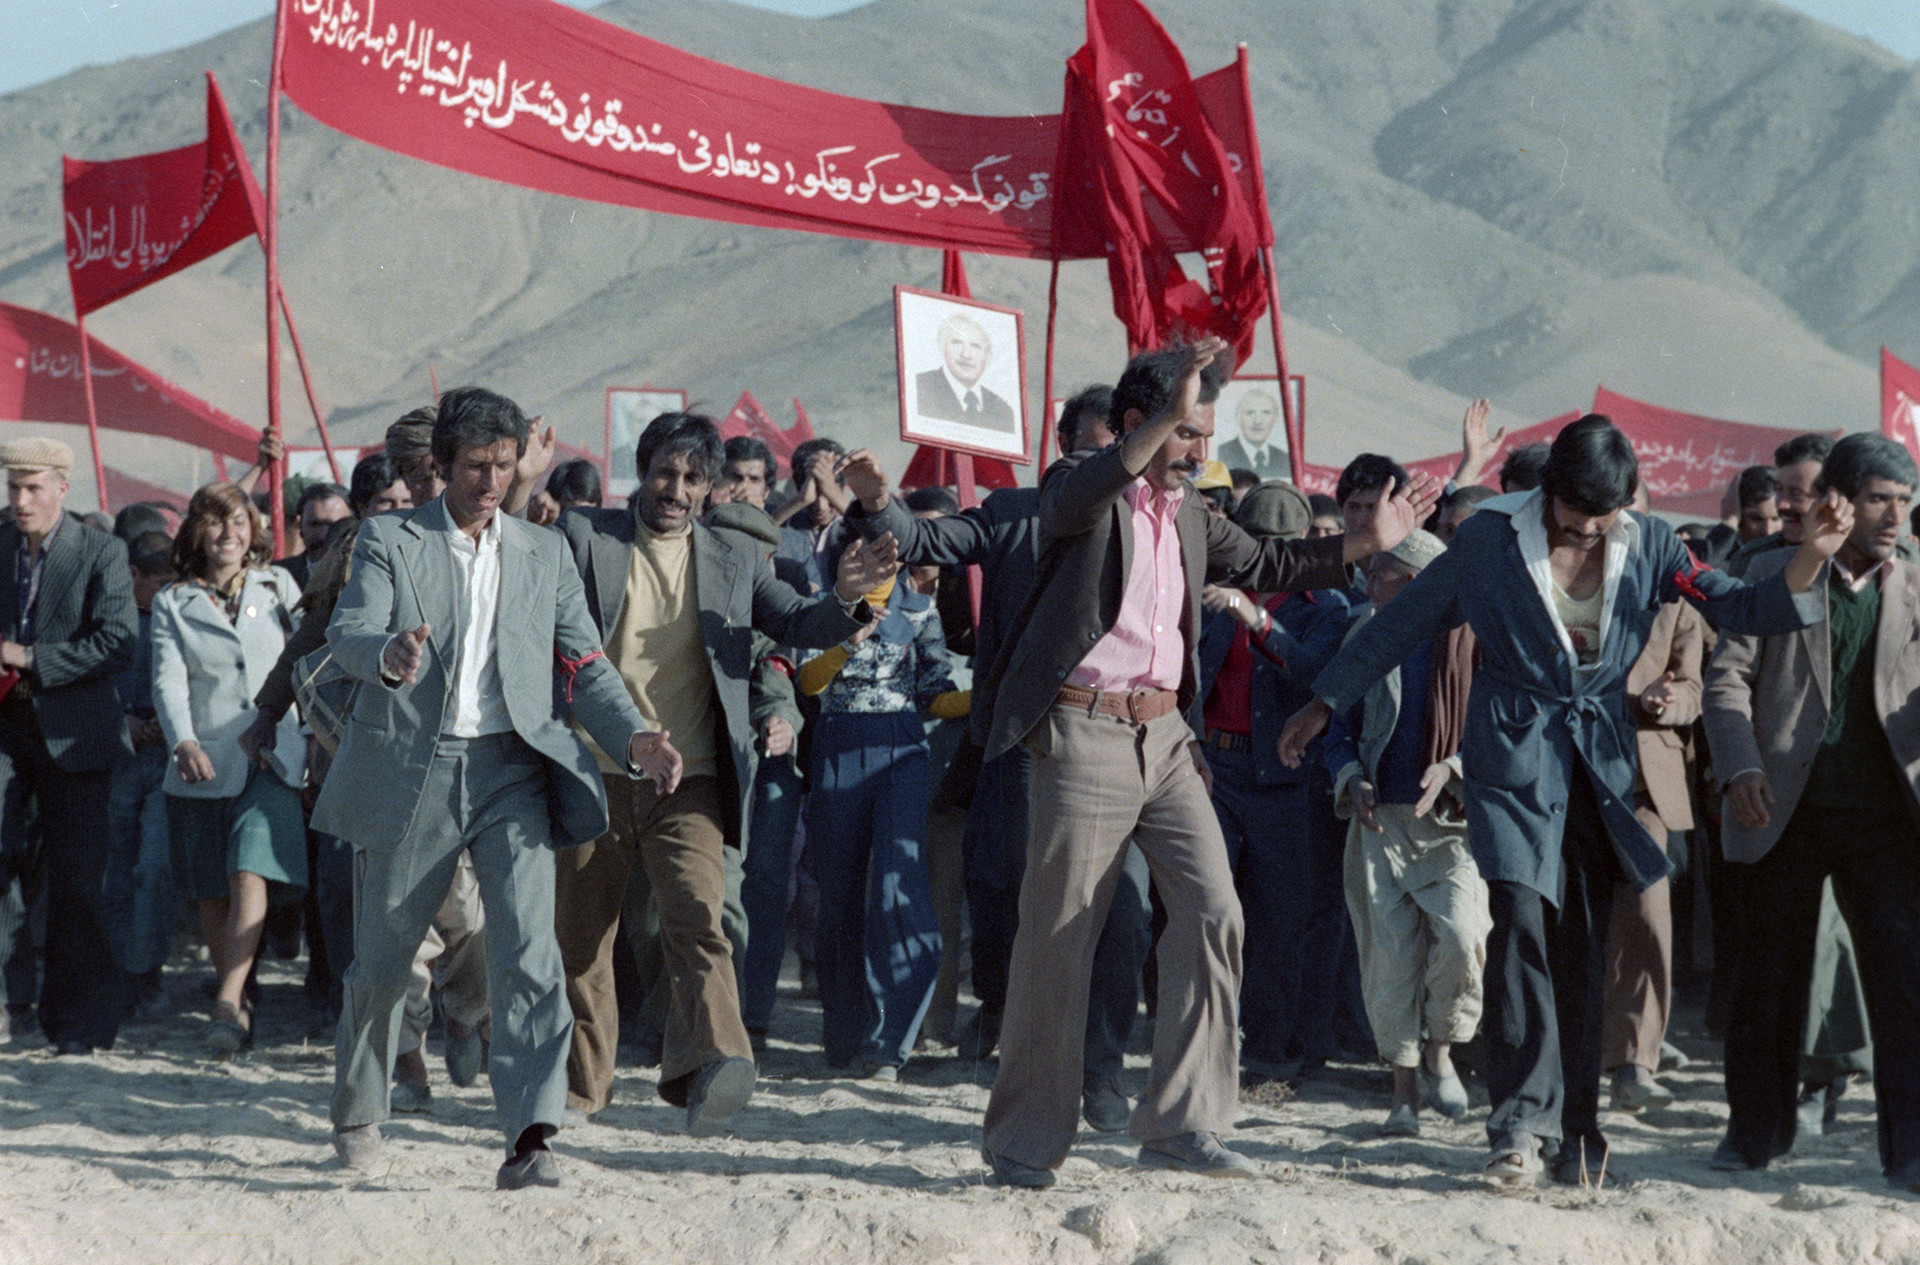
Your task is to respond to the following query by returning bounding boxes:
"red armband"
[555,647,606,704]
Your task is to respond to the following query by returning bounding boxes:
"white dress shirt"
[444,512,513,738]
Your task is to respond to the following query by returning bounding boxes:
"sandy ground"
[5,955,1920,1265]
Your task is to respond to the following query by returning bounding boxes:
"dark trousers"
[806,713,942,1069]
[965,744,1151,1076]
[1297,779,1371,1059]
[1484,767,1617,1158]
[1725,798,1920,1174]
[1207,750,1315,1075]
[0,703,123,1047]
[738,756,805,1031]
[311,831,356,1017]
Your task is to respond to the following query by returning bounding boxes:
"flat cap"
[0,437,73,476]
[1387,528,1445,572]
[705,501,783,550]
[1233,481,1313,540]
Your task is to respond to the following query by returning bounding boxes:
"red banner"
[719,391,815,474]
[63,74,264,317]
[1053,0,1268,364]
[0,301,262,463]
[1294,394,1804,518]
[277,0,1262,262]
[1883,347,1920,470]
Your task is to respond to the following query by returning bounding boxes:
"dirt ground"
[5,954,1920,1265]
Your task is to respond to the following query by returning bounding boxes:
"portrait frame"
[1210,375,1291,481]
[894,285,1030,465]
[605,386,688,495]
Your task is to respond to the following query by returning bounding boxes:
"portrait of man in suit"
[1214,386,1288,480]
[914,312,1018,434]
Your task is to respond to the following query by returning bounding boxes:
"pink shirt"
[1068,479,1187,693]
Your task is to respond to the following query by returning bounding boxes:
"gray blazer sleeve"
[1312,544,1465,712]
[149,589,195,753]
[749,551,865,650]
[325,517,406,686]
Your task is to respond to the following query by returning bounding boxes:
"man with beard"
[1703,433,1920,1187]
[1281,415,1849,1185]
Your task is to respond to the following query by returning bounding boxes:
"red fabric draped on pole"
[63,74,265,317]
[1051,0,1270,366]
[717,391,816,473]
[0,301,265,464]
[1882,348,1920,469]
[275,0,1263,263]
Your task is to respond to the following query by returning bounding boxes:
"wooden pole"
[73,313,111,514]
[1040,255,1061,474]
[263,0,290,556]
[277,284,342,483]
[1262,246,1303,485]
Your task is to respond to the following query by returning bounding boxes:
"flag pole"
[263,0,290,555]
[1232,43,1304,486]
[73,313,111,514]
[1040,255,1061,474]
[277,285,341,482]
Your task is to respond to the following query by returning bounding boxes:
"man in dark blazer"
[1703,433,1920,1187]
[841,387,1157,1132]
[972,339,1434,1187]
[913,312,1016,434]
[0,438,137,1053]
[554,411,892,1132]
[1283,416,1845,1186]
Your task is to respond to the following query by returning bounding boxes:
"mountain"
[0,0,1908,500]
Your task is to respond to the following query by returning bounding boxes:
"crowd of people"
[2,335,1917,1197]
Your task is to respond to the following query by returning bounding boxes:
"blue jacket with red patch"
[1311,490,1822,903]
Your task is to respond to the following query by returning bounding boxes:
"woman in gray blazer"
[152,483,307,1055]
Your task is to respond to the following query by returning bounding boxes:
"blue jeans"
[104,743,174,978]
[1206,749,1314,1076]
[806,712,942,1069]
[738,756,804,1031]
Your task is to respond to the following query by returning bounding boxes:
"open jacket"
[558,506,867,843]
[312,499,646,851]
[1627,599,1704,834]
[1311,490,1821,902]
[1703,550,1920,863]
[979,444,1350,760]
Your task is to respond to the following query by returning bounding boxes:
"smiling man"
[1280,414,1851,1187]
[914,311,1016,434]
[554,411,896,1137]
[316,387,681,1189]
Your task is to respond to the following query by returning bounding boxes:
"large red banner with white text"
[276,0,1262,261]
[63,75,265,318]
[0,302,262,463]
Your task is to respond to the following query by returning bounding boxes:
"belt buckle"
[1127,688,1153,724]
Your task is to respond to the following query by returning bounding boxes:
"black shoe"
[1710,1138,1765,1172]
[53,1039,94,1057]
[1082,1077,1131,1133]
[981,1145,1055,1189]
[496,1147,562,1190]
[686,1055,756,1137]
[957,1007,1002,1062]
[1550,1139,1611,1185]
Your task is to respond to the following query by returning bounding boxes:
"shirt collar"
[942,365,983,410]
[450,511,502,554]
[20,513,61,559]
[1127,477,1185,516]
[1829,553,1894,591]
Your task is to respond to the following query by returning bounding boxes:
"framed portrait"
[894,286,1030,464]
[286,446,361,484]
[606,387,688,494]
[1210,375,1290,483]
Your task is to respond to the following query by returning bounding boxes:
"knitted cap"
[1387,528,1445,572]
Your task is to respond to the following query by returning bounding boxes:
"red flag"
[1883,348,1920,470]
[1052,0,1269,364]
[719,391,815,475]
[63,74,264,317]
[0,300,263,463]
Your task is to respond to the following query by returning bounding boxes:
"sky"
[5,0,1917,97]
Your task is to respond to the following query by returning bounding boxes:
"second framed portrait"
[1210,376,1290,482]
[606,386,689,495]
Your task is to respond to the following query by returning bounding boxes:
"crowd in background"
[1,350,1917,1193]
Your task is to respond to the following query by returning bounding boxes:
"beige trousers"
[983,707,1243,1170]
[399,848,490,1055]
[1343,801,1490,1068]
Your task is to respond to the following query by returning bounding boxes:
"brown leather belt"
[1201,727,1252,753]
[1055,684,1179,725]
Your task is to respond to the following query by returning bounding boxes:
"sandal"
[206,1000,252,1055]
[1483,1133,1545,1186]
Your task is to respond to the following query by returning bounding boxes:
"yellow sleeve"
[928,689,972,720]
[798,645,851,697]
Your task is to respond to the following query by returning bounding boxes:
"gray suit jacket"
[311,499,646,851]
[557,507,866,840]
[1703,551,1920,863]
[979,444,1350,760]
[0,515,137,772]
